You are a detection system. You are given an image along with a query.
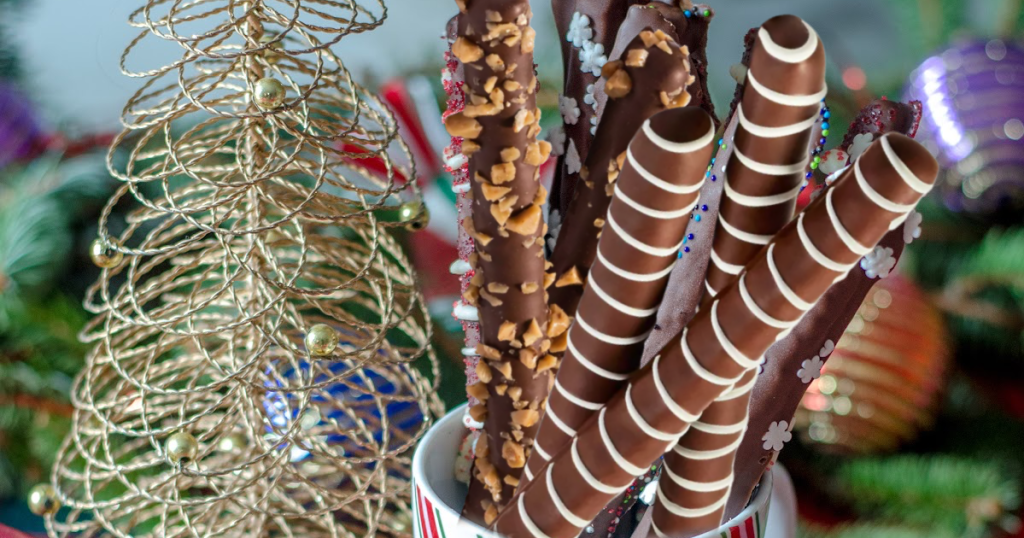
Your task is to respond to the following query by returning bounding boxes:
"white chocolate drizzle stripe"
[718,214,773,245]
[739,274,799,329]
[881,135,932,194]
[711,249,744,275]
[608,212,686,257]
[797,213,856,273]
[571,439,623,494]
[614,184,697,219]
[524,466,535,482]
[567,333,630,381]
[651,522,669,538]
[575,314,651,345]
[642,121,716,154]
[711,301,762,370]
[855,159,916,213]
[555,378,603,411]
[627,149,705,195]
[768,244,815,311]
[597,249,676,282]
[725,179,803,207]
[745,70,828,107]
[826,188,873,255]
[545,405,577,437]
[733,146,809,176]
[547,465,589,527]
[533,441,551,460]
[625,384,681,441]
[718,374,759,401]
[737,103,820,138]
[662,461,734,492]
[653,355,701,422]
[588,275,659,318]
[681,330,740,386]
[519,493,555,538]
[758,20,820,64]
[691,416,749,435]
[656,483,729,517]
[599,408,648,476]
[705,279,718,297]
[672,435,744,460]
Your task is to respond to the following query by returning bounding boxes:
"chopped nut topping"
[522,319,543,346]
[512,109,530,133]
[477,344,501,361]
[490,203,512,226]
[540,338,551,353]
[490,360,513,381]
[485,9,502,22]
[657,40,674,54]
[580,166,590,180]
[521,26,536,54]
[543,271,556,289]
[521,282,539,294]
[467,382,489,401]
[546,304,571,337]
[555,266,583,287]
[504,474,521,487]
[452,37,484,64]
[500,147,521,162]
[461,140,481,156]
[469,403,488,422]
[462,286,479,306]
[497,320,517,342]
[655,29,672,41]
[476,433,489,458]
[444,112,482,139]
[639,30,659,48]
[488,283,510,294]
[482,76,498,94]
[660,88,692,109]
[519,348,538,369]
[533,183,548,206]
[508,386,523,402]
[522,238,535,248]
[594,218,606,228]
[481,183,511,201]
[484,505,499,525]
[491,162,516,184]
[470,271,484,287]
[503,80,521,92]
[605,182,616,197]
[498,195,519,213]
[604,65,632,99]
[479,289,504,307]
[550,331,568,353]
[528,123,542,139]
[478,250,492,262]
[502,439,526,468]
[475,360,493,383]
[469,93,488,106]
[505,63,518,76]
[511,408,540,428]
[462,217,492,246]
[626,48,649,67]
[512,429,524,441]
[485,54,504,71]
[505,204,542,235]
[536,354,558,373]
[483,22,520,42]
[495,384,508,396]
[513,400,529,410]
[524,140,553,167]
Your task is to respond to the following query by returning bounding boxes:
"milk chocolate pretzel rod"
[521,106,715,485]
[722,98,925,520]
[492,133,938,538]
[655,15,828,534]
[444,0,554,523]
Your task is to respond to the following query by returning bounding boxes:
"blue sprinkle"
[684,246,691,253]
[821,122,830,130]
[678,251,684,258]
[684,10,692,17]
[806,171,813,179]
[701,204,708,211]
[711,158,716,164]
[688,234,695,240]
[819,138,827,145]
[705,171,711,178]
[823,110,831,119]
[711,175,717,182]
[695,214,702,222]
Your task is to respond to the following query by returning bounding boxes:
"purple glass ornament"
[0,82,45,168]
[905,39,1024,219]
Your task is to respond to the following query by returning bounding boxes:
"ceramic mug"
[412,405,781,538]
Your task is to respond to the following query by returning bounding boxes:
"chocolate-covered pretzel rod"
[547,30,694,325]
[723,99,925,520]
[444,0,554,523]
[493,133,937,538]
[655,16,827,534]
[521,107,715,485]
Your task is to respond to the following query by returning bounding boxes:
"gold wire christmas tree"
[29,1,442,536]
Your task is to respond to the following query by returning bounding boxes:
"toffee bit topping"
[487,283,510,294]
[511,408,540,428]
[461,140,481,156]
[467,382,489,401]
[445,112,483,139]
[604,65,633,99]
[484,505,499,525]
[522,319,544,346]
[452,37,484,63]
[475,360,494,383]
[484,9,502,22]
[521,281,540,294]
[513,109,530,133]
[481,183,511,201]
[521,26,536,54]
[660,88,692,109]
[546,304,571,337]
[497,320,517,342]
[491,162,516,184]
[524,140,553,166]
[500,147,521,162]
[479,288,504,306]
[519,348,538,369]
[483,22,520,43]
[462,286,479,305]
[508,386,523,402]
[485,53,504,71]
[594,218,606,228]
[512,429,524,441]
[503,79,521,92]
[536,354,558,373]
[495,384,508,396]
[477,344,501,361]
[543,271,556,289]
[626,48,649,67]
[491,360,513,380]
[555,266,583,287]
[504,475,521,487]
[490,202,512,225]
[502,439,526,468]
[482,76,498,94]
[505,204,542,235]
[550,331,568,353]
[469,403,488,423]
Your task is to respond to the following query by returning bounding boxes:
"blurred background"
[0,0,1022,537]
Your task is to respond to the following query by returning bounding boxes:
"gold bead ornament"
[165,431,200,465]
[399,201,429,231]
[90,238,124,268]
[28,484,60,516]
[253,77,286,110]
[305,323,339,356]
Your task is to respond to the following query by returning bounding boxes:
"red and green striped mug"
[412,405,780,538]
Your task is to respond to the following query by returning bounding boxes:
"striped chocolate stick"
[520,107,715,485]
[492,133,938,538]
[657,15,827,534]
[444,0,553,524]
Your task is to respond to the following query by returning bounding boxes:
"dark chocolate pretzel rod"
[656,15,827,535]
[444,0,554,524]
[520,107,715,486]
[492,133,937,538]
[722,98,925,520]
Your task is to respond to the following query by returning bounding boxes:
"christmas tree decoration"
[906,39,1024,220]
[39,2,442,537]
[26,484,59,516]
[796,274,951,454]
[87,238,122,269]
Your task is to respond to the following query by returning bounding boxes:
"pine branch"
[800,523,957,538]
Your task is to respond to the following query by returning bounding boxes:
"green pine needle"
[800,523,957,538]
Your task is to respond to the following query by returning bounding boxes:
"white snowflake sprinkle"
[547,124,566,157]
[729,63,748,85]
[819,339,835,358]
[580,41,608,76]
[559,95,581,125]
[762,420,793,451]
[903,210,923,244]
[566,139,582,175]
[566,12,594,48]
[848,133,874,160]
[547,209,563,252]
[797,356,824,383]
[590,115,599,135]
[860,246,896,279]
[819,149,849,175]
[584,83,599,108]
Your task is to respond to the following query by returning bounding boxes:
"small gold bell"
[27,484,60,516]
[305,323,339,356]
[399,201,429,231]
[165,431,200,465]
[90,238,124,269]
[258,32,285,64]
[253,77,286,110]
